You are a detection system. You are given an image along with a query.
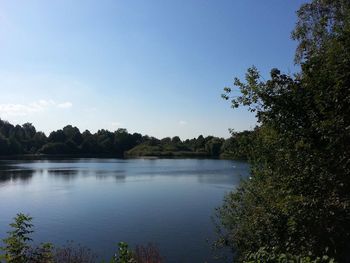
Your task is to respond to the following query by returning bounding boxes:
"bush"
[0,213,34,263]
[1,214,164,263]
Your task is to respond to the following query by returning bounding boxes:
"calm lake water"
[0,158,249,262]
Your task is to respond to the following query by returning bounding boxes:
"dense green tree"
[80,131,99,154]
[0,120,13,137]
[0,118,251,158]
[11,125,25,142]
[171,136,181,144]
[48,130,66,144]
[192,135,205,152]
[147,137,160,146]
[160,137,171,144]
[0,133,10,155]
[21,123,36,140]
[39,143,69,154]
[114,128,139,155]
[96,129,114,153]
[63,125,83,145]
[220,130,255,160]
[217,0,350,261]
[131,132,143,144]
[8,136,22,155]
[32,132,48,151]
[65,140,79,154]
[205,138,224,157]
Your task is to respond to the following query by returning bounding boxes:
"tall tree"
[217,0,350,261]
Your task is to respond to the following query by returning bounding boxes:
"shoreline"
[0,153,244,161]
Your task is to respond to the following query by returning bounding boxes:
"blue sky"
[0,0,307,139]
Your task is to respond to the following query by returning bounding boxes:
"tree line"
[0,119,254,159]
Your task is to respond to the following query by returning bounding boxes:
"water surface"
[0,158,249,262]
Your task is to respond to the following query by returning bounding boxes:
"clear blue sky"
[0,0,307,139]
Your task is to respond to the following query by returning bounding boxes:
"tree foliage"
[0,119,250,159]
[217,0,350,262]
[0,213,33,263]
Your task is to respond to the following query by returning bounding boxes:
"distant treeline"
[0,119,254,159]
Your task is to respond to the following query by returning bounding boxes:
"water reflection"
[0,169,34,185]
[95,170,126,182]
[48,169,80,176]
[46,169,80,182]
[0,161,37,185]
[46,169,126,182]
[0,159,249,187]
[0,158,249,263]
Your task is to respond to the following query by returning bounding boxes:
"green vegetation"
[0,213,56,263]
[1,214,34,262]
[2,1,348,262]
[216,0,350,262]
[0,122,143,157]
[0,214,163,263]
[126,135,222,158]
[0,119,253,159]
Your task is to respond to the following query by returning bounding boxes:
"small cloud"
[0,100,51,117]
[179,120,187,126]
[0,99,72,117]
[29,100,55,111]
[0,103,35,117]
[57,102,73,109]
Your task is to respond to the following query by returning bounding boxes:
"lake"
[0,158,249,262]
